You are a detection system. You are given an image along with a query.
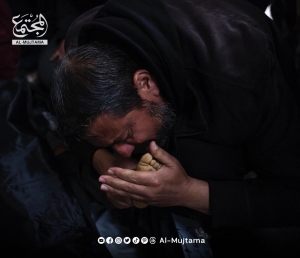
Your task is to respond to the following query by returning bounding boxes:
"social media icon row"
[98,237,156,245]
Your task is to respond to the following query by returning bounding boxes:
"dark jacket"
[64,0,300,257]
[0,77,113,257]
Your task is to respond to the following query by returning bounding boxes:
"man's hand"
[99,141,210,214]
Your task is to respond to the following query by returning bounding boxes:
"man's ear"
[133,69,162,102]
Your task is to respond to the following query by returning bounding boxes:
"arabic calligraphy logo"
[12,13,48,38]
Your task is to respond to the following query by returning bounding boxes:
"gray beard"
[144,100,177,148]
[130,100,176,158]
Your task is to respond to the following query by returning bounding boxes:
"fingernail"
[100,184,108,191]
[108,169,114,175]
[153,141,158,150]
[99,177,105,183]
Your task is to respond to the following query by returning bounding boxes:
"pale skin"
[84,69,210,214]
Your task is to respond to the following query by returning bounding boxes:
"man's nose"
[112,143,135,158]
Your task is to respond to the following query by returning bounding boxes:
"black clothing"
[246,0,270,11]
[0,78,179,257]
[65,0,300,256]
[71,0,300,227]
[0,78,112,257]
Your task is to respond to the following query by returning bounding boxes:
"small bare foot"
[133,153,162,209]
[136,153,162,171]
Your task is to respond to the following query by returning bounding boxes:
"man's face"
[84,101,176,158]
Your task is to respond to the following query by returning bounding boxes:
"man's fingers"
[149,141,174,167]
[99,174,149,196]
[100,181,148,205]
[104,168,158,186]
